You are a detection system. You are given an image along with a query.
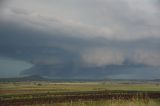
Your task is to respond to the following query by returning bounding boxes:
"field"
[0,81,160,106]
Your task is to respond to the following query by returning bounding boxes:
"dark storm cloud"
[0,21,79,61]
[1,20,160,78]
[0,0,160,79]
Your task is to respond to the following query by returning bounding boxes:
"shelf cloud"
[0,0,160,79]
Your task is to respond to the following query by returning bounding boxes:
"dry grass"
[1,82,160,106]
[26,99,160,106]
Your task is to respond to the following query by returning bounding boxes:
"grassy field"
[25,99,160,106]
[1,81,160,95]
[0,81,160,106]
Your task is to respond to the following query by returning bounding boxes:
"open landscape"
[1,0,160,106]
[1,80,160,106]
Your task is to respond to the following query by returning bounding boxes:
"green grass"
[1,82,160,95]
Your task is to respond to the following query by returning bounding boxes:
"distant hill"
[0,75,46,82]
[152,79,160,82]
[0,75,160,83]
[0,75,105,82]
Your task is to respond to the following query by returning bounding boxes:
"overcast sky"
[0,0,160,79]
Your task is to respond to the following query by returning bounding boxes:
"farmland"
[0,81,160,106]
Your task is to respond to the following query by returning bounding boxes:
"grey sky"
[0,0,160,79]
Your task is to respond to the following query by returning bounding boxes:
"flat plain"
[0,81,160,106]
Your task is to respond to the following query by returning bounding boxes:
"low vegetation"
[0,81,160,106]
[26,99,160,106]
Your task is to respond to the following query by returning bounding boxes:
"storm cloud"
[0,0,160,79]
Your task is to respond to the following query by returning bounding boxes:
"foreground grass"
[26,99,160,106]
[1,82,160,106]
